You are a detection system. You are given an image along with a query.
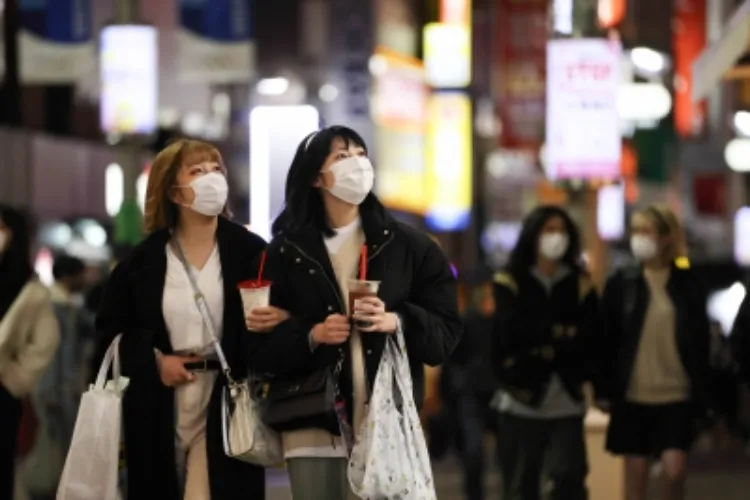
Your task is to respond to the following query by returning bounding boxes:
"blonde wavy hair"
[143,139,231,234]
[632,204,687,263]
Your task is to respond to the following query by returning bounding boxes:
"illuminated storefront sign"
[100,25,158,135]
[372,50,428,214]
[423,23,471,88]
[425,93,473,231]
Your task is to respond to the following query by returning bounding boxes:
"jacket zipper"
[367,232,395,263]
[285,238,346,312]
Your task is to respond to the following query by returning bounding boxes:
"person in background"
[0,205,60,500]
[491,205,598,500]
[597,205,711,500]
[96,139,280,500]
[443,272,496,500]
[34,255,89,449]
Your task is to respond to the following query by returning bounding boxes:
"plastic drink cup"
[347,279,381,329]
[237,280,272,316]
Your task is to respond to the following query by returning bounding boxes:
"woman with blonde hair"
[96,139,286,499]
[595,205,712,500]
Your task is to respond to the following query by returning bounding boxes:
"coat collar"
[125,217,246,355]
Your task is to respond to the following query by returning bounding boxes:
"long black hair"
[506,205,583,278]
[0,204,34,319]
[272,125,387,237]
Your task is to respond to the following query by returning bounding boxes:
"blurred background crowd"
[3,0,750,498]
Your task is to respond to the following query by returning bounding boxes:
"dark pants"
[0,385,23,500]
[497,413,588,500]
[457,392,494,500]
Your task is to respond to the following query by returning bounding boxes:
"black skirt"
[606,401,696,457]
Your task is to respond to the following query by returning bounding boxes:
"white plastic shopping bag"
[348,330,437,500]
[57,335,127,500]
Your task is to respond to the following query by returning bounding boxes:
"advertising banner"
[673,0,706,137]
[18,0,94,84]
[546,38,621,180]
[372,51,428,214]
[327,0,375,153]
[495,0,546,148]
[100,25,158,136]
[177,0,254,83]
[425,92,472,231]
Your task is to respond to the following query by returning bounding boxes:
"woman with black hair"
[491,205,597,500]
[0,205,60,499]
[250,126,462,499]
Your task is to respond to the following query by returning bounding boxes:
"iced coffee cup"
[237,280,272,317]
[347,279,381,329]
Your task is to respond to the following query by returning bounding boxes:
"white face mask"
[539,233,568,260]
[630,235,658,261]
[178,172,228,217]
[324,156,374,206]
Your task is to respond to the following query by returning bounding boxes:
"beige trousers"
[175,372,216,500]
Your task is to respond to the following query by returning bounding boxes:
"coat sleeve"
[593,272,623,402]
[247,245,338,377]
[0,291,60,398]
[95,259,159,385]
[578,278,600,384]
[397,240,462,366]
[731,293,750,384]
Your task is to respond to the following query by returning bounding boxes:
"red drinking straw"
[257,251,267,285]
[359,245,367,280]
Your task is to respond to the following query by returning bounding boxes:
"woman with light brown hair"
[595,205,712,500]
[96,139,287,500]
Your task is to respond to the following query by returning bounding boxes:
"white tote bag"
[348,330,437,500]
[57,335,126,500]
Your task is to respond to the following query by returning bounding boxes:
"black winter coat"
[249,206,462,429]
[596,264,712,409]
[491,268,599,407]
[96,218,267,500]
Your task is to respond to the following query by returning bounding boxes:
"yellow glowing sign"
[423,23,472,88]
[425,93,473,231]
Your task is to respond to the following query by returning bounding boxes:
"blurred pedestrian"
[491,205,598,500]
[96,140,277,500]
[442,273,496,500]
[0,205,60,500]
[597,205,712,500]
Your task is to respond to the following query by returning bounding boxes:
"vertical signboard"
[546,38,621,180]
[327,0,374,151]
[495,0,547,148]
[673,0,706,137]
[18,0,94,83]
[177,0,254,83]
[425,93,473,231]
[100,25,158,136]
[372,51,428,213]
[376,0,418,57]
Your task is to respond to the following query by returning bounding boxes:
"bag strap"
[171,238,235,385]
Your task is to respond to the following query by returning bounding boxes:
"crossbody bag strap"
[171,238,235,385]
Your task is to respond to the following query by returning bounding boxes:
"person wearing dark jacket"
[597,205,711,500]
[96,140,284,500]
[249,126,462,500]
[491,205,598,500]
[443,278,496,500]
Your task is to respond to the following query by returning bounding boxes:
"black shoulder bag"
[263,349,345,435]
